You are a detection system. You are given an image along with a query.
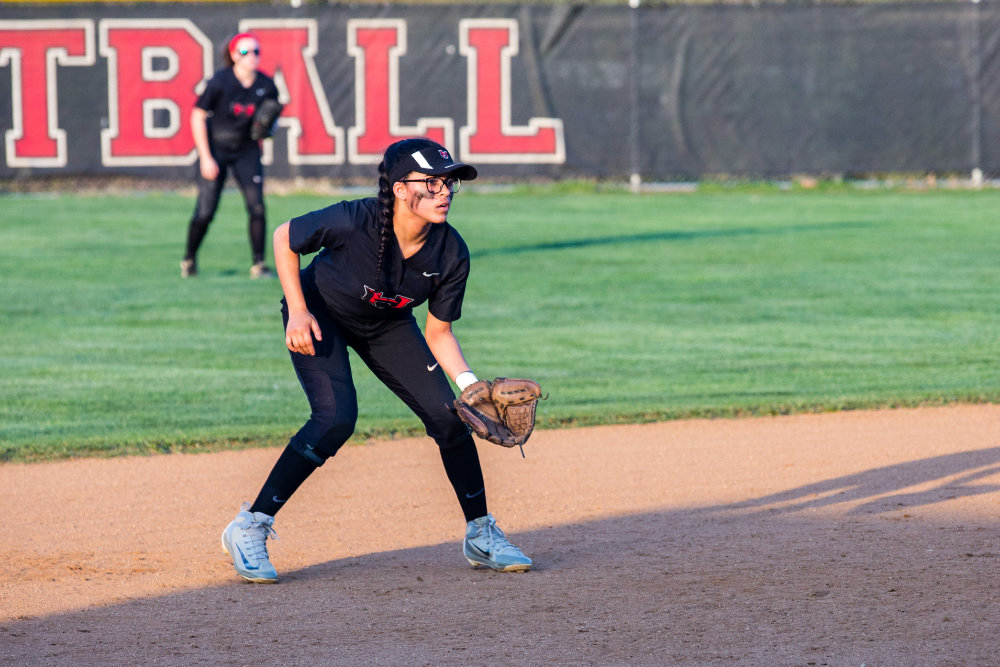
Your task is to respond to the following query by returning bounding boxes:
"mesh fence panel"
[1,1,998,190]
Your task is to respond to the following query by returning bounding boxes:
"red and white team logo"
[232,102,257,117]
[362,285,413,309]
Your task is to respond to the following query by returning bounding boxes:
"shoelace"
[481,520,521,556]
[242,520,278,561]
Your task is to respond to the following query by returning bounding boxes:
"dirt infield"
[3,405,999,665]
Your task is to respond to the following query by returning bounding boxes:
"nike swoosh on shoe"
[466,542,491,559]
[236,545,259,570]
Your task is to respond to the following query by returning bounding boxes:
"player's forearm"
[425,329,470,382]
[190,109,211,160]
[272,222,307,312]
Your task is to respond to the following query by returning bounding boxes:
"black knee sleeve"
[428,405,475,449]
[288,416,355,465]
[288,437,330,466]
[436,427,475,450]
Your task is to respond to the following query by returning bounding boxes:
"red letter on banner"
[240,19,344,164]
[459,19,564,163]
[0,20,94,167]
[100,20,211,166]
[347,19,452,164]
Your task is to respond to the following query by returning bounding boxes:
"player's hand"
[200,156,219,181]
[285,310,322,356]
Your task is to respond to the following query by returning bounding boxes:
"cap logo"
[411,150,433,170]
[439,150,450,160]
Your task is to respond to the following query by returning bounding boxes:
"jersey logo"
[362,285,414,309]
[231,102,257,117]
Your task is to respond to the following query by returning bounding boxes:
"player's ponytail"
[374,157,395,282]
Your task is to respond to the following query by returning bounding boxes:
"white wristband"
[455,371,478,391]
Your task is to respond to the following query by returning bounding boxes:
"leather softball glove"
[453,378,544,454]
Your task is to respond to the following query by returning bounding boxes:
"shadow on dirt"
[4,446,999,666]
[701,446,1000,518]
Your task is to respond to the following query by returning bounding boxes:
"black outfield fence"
[1,1,999,184]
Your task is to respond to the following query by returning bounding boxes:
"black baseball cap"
[387,138,478,184]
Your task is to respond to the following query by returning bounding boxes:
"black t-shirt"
[195,68,279,153]
[289,197,471,338]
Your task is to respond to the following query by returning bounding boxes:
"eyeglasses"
[399,177,461,195]
[238,47,260,56]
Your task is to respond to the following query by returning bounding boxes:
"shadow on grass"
[471,221,870,259]
[4,445,999,666]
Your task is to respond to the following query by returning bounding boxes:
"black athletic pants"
[184,143,267,264]
[250,298,488,522]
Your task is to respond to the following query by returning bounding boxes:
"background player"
[181,32,280,279]
[221,137,533,583]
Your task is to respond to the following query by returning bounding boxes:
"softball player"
[181,32,280,279]
[221,137,532,583]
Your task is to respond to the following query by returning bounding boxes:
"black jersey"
[289,197,471,338]
[195,68,279,153]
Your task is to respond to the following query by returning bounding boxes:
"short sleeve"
[194,75,220,111]
[265,78,280,102]
[427,243,470,323]
[288,197,373,256]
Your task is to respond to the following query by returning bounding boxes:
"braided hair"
[374,155,396,282]
[374,137,435,282]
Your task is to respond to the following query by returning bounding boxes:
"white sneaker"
[180,258,197,278]
[249,262,274,279]
[463,514,532,572]
[221,505,278,583]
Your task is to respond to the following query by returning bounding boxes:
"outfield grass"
[1,185,997,461]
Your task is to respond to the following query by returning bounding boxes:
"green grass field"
[1,185,997,461]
